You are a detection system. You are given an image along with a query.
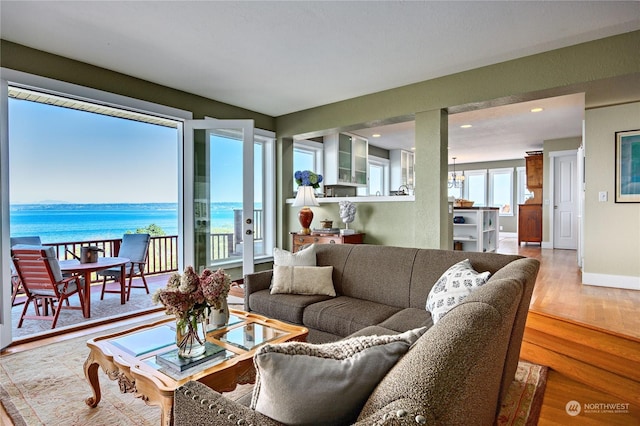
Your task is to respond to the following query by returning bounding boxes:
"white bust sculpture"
[339,201,356,231]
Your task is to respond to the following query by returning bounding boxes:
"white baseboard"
[541,241,553,249]
[499,232,517,239]
[582,272,640,290]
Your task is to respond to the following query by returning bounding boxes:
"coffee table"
[83,308,308,426]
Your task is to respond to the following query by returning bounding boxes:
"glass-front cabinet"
[324,132,368,186]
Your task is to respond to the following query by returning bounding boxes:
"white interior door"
[554,153,578,249]
[184,119,255,275]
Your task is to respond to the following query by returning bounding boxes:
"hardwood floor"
[497,236,640,425]
[3,237,639,425]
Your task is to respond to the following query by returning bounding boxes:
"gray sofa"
[174,244,539,425]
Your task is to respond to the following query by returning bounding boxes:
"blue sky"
[9,98,179,203]
[9,98,256,204]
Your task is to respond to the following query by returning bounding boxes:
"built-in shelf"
[453,208,499,252]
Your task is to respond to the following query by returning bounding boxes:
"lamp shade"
[292,186,319,207]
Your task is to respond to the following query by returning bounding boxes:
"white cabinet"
[390,149,414,190]
[324,133,368,186]
[453,208,499,252]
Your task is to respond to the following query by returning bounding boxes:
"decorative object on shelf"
[293,186,319,235]
[448,157,465,189]
[152,266,231,358]
[339,201,357,235]
[453,216,465,224]
[453,199,474,208]
[615,129,640,203]
[320,219,333,229]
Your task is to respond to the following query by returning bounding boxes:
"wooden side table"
[291,232,364,252]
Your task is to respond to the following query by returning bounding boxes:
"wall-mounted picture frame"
[615,129,640,203]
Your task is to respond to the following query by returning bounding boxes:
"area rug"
[496,360,549,425]
[2,322,547,425]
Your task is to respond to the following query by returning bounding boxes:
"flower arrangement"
[295,170,323,189]
[152,266,231,356]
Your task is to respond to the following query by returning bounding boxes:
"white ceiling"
[1,1,638,163]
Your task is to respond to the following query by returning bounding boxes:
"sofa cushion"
[273,244,316,266]
[251,327,427,426]
[426,259,491,323]
[270,265,336,296]
[378,307,434,332]
[303,296,402,337]
[248,289,333,325]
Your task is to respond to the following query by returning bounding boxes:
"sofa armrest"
[244,269,273,311]
[174,381,282,426]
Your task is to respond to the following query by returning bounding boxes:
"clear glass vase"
[176,313,207,358]
[206,299,230,333]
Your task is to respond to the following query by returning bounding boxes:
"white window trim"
[489,167,514,216]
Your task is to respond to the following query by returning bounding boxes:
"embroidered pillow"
[273,244,316,266]
[270,265,336,296]
[250,327,427,425]
[426,259,491,323]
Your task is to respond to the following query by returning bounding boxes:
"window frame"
[489,167,514,216]
[293,139,324,192]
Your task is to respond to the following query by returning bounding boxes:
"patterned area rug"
[2,321,546,425]
[496,361,549,425]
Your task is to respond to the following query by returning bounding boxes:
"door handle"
[245,230,253,235]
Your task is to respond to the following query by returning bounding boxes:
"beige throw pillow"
[270,265,336,296]
[250,327,427,425]
[273,244,316,266]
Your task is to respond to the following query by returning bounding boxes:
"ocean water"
[10,203,242,244]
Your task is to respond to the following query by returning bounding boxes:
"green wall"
[0,40,276,130]
[276,31,640,251]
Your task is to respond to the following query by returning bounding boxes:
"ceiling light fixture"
[447,157,465,189]
[372,133,381,138]
[460,124,472,128]
[531,107,543,113]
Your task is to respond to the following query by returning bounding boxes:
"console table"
[291,232,364,252]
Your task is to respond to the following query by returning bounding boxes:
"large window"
[358,156,389,196]
[489,168,514,215]
[464,170,487,206]
[293,139,323,192]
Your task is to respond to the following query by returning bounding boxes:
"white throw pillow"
[270,265,336,296]
[426,259,491,324]
[273,244,316,266]
[250,327,427,425]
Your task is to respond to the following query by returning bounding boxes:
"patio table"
[59,257,129,318]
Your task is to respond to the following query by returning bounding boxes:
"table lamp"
[293,186,319,235]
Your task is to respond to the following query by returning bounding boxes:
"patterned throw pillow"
[426,259,491,324]
[250,327,427,425]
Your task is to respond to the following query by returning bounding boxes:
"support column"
[414,109,452,249]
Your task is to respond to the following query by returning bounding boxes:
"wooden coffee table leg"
[84,351,102,408]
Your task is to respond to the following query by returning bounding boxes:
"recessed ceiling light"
[531,107,543,113]
[372,133,381,138]
[460,124,472,128]
[411,147,415,151]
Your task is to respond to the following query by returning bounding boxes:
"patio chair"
[98,233,151,301]
[11,246,85,329]
[10,236,42,306]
